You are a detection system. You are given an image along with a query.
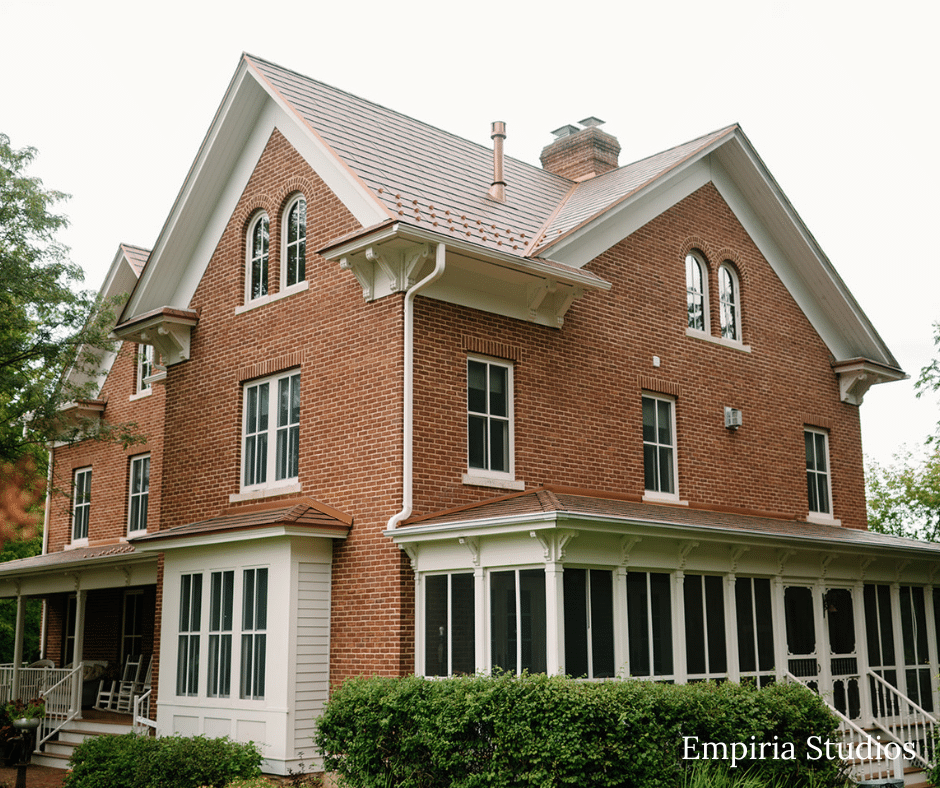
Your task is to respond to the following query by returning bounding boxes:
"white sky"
[2,0,938,471]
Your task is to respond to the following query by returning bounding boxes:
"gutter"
[387,242,447,530]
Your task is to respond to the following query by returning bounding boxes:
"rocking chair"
[94,655,144,712]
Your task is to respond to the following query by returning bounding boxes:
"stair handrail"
[133,688,156,735]
[36,663,82,750]
[785,670,901,781]
[867,668,937,770]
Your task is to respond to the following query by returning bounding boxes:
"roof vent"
[488,121,507,202]
[540,119,621,181]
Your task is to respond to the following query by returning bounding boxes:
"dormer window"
[718,263,742,342]
[283,196,306,288]
[685,252,707,332]
[247,213,270,302]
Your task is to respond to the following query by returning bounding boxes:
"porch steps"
[31,714,135,770]
[840,723,934,787]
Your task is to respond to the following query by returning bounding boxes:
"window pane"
[468,416,487,469]
[657,400,672,444]
[736,579,756,673]
[754,579,774,671]
[519,569,546,674]
[642,398,656,443]
[658,446,675,494]
[255,569,268,630]
[784,586,816,656]
[425,575,447,676]
[490,571,517,674]
[589,570,615,679]
[490,419,508,472]
[627,572,650,677]
[467,361,487,413]
[451,574,475,675]
[684,576,706,675]
[704,575,727,673]
[564,568,588,678]
[489,366,507,417]
[649,573,673,675]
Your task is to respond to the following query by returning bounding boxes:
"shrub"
[315,674,845,788]
[63,733,262,788]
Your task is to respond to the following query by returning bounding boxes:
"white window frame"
[127,454,150,534]
[176,572,202,697]
[642,394,679,502]
[718,263,742,342]
[281,195,307,290]
[685,251,709,334]
[682,573,728,682]
[207,570,234,699]
[805,428,835,521]
[245,212,270,303]
[563,567,615,680]
[422,572,476,677]
[71,467,91,544]
[464,356,521,490]
[487,566,547,675]
[240,370,300,495]
[134,343,154,397]
[626,570,675,681]
[240,567,268,700]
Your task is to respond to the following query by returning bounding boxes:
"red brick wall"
[47,340,165,552]
[411,182,867,529]
[159,129,411,681]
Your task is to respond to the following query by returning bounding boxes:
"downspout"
[40,442,53,658]
[386,242,446,530]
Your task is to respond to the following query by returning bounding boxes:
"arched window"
[283,196,307,287]
[718,263,741,341]
[247,213,269,302]
[685,252,707,332]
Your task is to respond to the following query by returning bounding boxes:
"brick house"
[2,53,938,776]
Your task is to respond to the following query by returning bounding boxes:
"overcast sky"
[2,0,937,471]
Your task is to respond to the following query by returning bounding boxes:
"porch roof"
[129,496,352,549]
[395,485,940,558]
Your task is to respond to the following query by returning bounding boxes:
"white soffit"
[122,57,387,321]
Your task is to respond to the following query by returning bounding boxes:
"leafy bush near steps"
[314,673,846,788]
[62,733,262,788]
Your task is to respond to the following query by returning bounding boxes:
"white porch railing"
[0,665,74,705]
[133,688,156,735]
[868,668,937,770]
[785,670,902,782]
[37,663,83,750]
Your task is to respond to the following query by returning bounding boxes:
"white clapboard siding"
[294,562,332,756]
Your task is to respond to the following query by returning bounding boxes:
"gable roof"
[118,53,901,377]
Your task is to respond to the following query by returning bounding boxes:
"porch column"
[71,589,87,717]
[772,576,787,682]
[725,575,740,683]
[924,586,939,714]
[889,583,908,699]
[474,566,486,673]
[11,594,25,698]
[414,573,423,675]
[673,571,687,684]
[613,566,628,675]
[851,583,872,725]
[544,561,565,675]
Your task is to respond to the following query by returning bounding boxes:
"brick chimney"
[540,117,621,181]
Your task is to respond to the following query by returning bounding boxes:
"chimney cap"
[551,124,580,139]
[579,116,605,128]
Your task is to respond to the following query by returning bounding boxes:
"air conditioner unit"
[724,407,743,430]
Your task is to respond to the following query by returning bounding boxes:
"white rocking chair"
[95,655,144,712]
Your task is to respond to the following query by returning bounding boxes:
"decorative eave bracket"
[832,359,907,406]
[113,307,200,367]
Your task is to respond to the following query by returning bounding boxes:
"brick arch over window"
[275,177,315,215]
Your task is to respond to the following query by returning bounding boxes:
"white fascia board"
[544,158,713,269]
[710,151,896,367]
[388,511,940,561]
[123,60,387,321]
[132,524,347,553]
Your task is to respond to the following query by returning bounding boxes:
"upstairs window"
[127,454,150,533]
[642,395,677,497]
[685,252,707,332]
[467,358,513,478]
[242,371,300,491]
[805,429,831,515]
[283,196,307,288]
[718,264,742,341]
[136,344,154,393]
[247,213,270,302]
[72,467,92,541]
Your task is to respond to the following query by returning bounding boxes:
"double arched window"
[244,195,308,306]
[684,251,744,343]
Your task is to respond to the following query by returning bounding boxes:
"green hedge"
[314,674,847,788]
[62,733,262,788]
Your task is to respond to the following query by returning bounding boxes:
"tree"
[0,132,124,544]
[867,320,940,540]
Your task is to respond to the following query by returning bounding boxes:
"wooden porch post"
[725,574,740,683]
[473,566,485,673]
[673,571,687,684]
[11,594,25,698]
[613,566,628,675]
[71,589,87,717]
[773,576,787,682]
[544,561,564,675]
[889,582,908,700]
